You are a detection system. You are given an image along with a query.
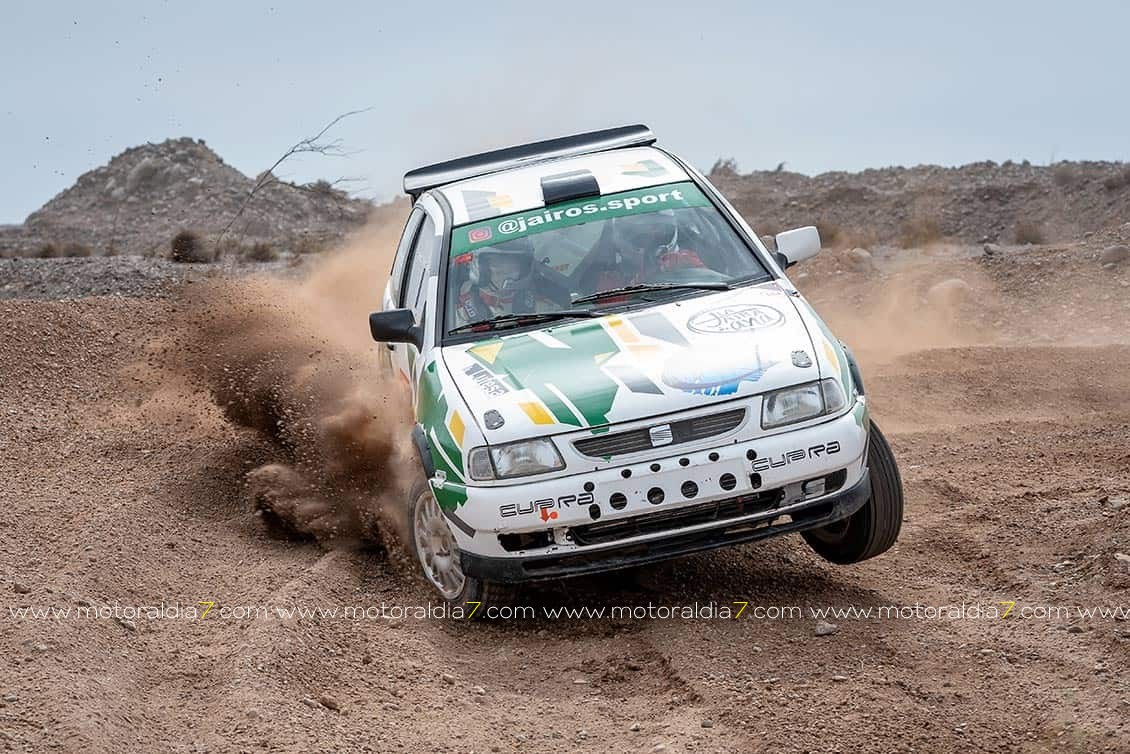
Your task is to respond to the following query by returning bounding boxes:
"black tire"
[407,478,519,613]
[802,420,903,564]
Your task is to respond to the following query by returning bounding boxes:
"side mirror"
[369,308,422,349]
[774,226,821,268]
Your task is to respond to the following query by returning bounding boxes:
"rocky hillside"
[709,159,1130,248]
[0,138,374,258]
[6,139,1130,261]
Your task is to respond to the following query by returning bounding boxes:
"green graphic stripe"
[430,480,468,512]
[464,320,623,427]
[453,181,711,254]
[417,361,465,485]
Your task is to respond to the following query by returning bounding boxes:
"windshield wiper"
[449,309,599,335]
[570,282,731,305]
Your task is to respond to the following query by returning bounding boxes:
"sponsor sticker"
[687,304,785,334]
[464,363,510,397]
[452,181,711,255]
[468,227,493,244]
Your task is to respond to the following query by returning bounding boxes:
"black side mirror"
[369,308,422,349]
[774,251,797,270]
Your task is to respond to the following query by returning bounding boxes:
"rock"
[814,621,839,636]
[926,278,972,307]
[1114,552,1130,564]
[572,677,590,685]
[317,694,341,711]
[832,674,849,682]
[125,157,162,194]
[471,685,486,695]
[846,247,874,271]
[12,582,31,594]
[983,243,1003,256]
[3,693,19,702]
[652,744,668,752]
[630,723,642,732]
[301,696,319,709]
[116,617,137,632]
[701,719,714,728]
[1066,625,1084,634]
[1099,245,1129,266]
[440,672,455,684]
[32,643,48,653]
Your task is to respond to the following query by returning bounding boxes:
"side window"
[389,209,424,307]
[402,215,439,313]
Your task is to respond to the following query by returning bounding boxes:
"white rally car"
[371,125,902,605]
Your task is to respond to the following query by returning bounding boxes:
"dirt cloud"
[166,213,414,547]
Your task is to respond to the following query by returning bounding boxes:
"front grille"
[568,488,783,546]
[573,407,746,459]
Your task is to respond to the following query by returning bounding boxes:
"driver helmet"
[469,237,533,304]
[612,210,678,260]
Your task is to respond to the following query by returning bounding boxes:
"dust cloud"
[169,214,415,548]
[799,249,1003,362]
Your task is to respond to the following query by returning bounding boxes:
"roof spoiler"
[403,124,655,199]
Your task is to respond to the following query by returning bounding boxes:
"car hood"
[441,282,823,443]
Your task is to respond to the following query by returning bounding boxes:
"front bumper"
[461,468,870,582]
[436,404,870,582]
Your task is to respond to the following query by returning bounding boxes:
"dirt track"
[2,239,1129,752]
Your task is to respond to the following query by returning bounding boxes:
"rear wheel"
[802,421,903,564]
[408,478,518,611]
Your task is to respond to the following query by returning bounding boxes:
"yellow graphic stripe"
[519,400,555,425]
[605,316,640,344]
[823,340,839,371]
[448,410,466,449]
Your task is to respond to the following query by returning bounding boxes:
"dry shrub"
[294,235,328,256]
[243,242,279,263]
[170,230,212,263]
[35,242,92,258]
[833,226,881,252]
[816,221,842,248]
[1052,163,1080,187]
[1014,221,1045,245]
[899,215,943,248]
[709,158,739,178]
[1102,168,1130,191]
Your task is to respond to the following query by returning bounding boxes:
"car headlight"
[467,438,565,480]
[761,379,847,429]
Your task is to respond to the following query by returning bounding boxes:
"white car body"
[375,127,872,583]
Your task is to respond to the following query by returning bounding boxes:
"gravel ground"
[1,239,1128,752]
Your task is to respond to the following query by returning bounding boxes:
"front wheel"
[802,421,903,564]
[407,478,517,610]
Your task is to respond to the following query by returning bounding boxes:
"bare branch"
[215,107,372,246]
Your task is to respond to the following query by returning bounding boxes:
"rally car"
[371,125,903,605]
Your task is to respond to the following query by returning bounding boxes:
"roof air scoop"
[540,170,601,205]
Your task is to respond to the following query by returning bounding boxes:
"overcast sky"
[2,0,1127,223]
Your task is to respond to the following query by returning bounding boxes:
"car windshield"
[444,180,771,334]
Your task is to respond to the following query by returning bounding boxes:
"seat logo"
[649,424,674,447]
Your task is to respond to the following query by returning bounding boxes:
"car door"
[390,210,442,399]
